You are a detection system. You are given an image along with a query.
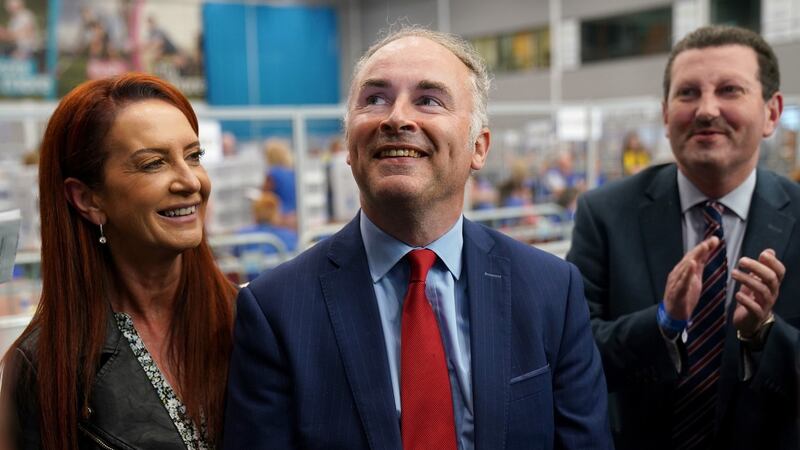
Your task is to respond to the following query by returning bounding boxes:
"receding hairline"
[349,35,475,97]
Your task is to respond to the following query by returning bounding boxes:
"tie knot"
[407,249,437,283]
[703,201,724,226]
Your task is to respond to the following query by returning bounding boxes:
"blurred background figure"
[221,131,238,158]
[498,159,536,226]
[234,191,297,281]
[262,138,296,229]
[325,136,359,223]
[470,174,498,211]
[498,159,534,208]
[542,149,585,201]
[621,131,651,176]
[0,0,40,60]
[85,19,129,80]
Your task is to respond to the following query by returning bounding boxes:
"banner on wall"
[0,0,52,98]
[56,0,205,98]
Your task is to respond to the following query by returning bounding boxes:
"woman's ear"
[64,177,106,225]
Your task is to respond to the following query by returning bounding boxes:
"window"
[581,6,672,63]
[711,0,760,32]
[470,27,550,73]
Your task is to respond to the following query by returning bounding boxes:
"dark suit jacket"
[223,216,612,449]
[567,163,800,450]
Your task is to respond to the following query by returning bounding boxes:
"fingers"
[732,249,784,334]
[686,236,720,263]
[734,289,765,319]
[734,249,784,301]
[733,290,765,332]
[664,258,700,320]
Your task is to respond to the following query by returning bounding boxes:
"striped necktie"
[672,201,728,449]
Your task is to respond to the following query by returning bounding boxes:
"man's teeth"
[161,206,196,217]
[379,148,422,158]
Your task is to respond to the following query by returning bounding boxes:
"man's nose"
[695,91,721,121]
[379,98,418,134]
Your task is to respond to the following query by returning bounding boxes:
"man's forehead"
[671,44,758,79]
[356,36,467,80]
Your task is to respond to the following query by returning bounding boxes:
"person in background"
[224,25,611,449]
[262,138,297,229]
[621,131,652,176]
[498,159,536,227]
[0,0,40,60]
[568,25,800,449]
[542,149,585,202]
[221,132,238,158]
[234,192,297,281]
[1,73,237,450]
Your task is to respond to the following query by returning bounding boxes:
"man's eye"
[366,95,388,105]
[418,96,443,107]
[675,87,698,98]
[719,85,743,95]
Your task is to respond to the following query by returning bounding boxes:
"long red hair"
[5,73,236,449]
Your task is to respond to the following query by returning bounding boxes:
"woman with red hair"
[1,73,236,449]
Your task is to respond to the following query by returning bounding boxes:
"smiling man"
[223,26,612,450]
[567,25,800,450]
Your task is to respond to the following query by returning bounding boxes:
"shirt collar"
[677,168,756,220]
[360,210,464,283]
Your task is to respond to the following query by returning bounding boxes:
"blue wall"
[203,3,340,139]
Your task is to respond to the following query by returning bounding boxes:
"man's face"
[345,36,489,215]
[663,45,782,185]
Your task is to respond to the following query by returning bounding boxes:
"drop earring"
[99,223,107,244]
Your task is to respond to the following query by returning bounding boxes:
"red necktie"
[400,249,457,450]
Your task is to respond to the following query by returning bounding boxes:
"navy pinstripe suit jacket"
[223,215,611,449]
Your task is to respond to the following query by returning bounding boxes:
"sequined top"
[114,313,211,450]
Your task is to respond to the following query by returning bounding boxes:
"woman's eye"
[187,148,205,164]
[141,159,165,171]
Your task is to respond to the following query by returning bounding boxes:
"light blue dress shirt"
[359,211,474,450]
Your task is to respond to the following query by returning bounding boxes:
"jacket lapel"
[87,314,186,449]
[717,169,795,426]
[319,218,402,450]
[640,164,684,301]
[464,220,511,450]
[739,169,794,261]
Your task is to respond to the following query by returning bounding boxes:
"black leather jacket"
[4,315,187,449]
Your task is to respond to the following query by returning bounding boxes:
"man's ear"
[470,128,491,170]
[762,92,783,137]
[63,177,106,225]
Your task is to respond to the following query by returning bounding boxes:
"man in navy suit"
[223,26,612,450]
[568,26,800,450]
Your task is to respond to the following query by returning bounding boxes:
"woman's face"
[94,99,210,260]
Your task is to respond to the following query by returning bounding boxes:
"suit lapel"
[464,220,511,450]
[717,169,795,426]
[640,165,684,301]
[319,219,401,450]
[739,169,794,260]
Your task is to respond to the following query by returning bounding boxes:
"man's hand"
[664,236,721,320]
[733,249,785,337]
